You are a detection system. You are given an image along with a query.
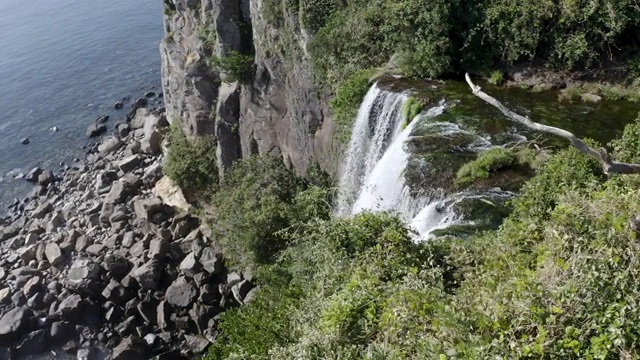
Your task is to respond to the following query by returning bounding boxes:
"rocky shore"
[0,99,254,359]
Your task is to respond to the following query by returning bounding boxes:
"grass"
[402,96,423,129]
[488,70,506,86]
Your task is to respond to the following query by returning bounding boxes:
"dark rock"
[0,225,19,242]
[11,291,27,307]
[86,123,107,138]
[189,303,218,333]
[179,252,199,276]
[199,247,223,275]
[25,167,43,183]
[151,349,185,360]
[118,155,142,173]
[136,296,157,325]
[23,276,42,297]
[111,335,148,360]
[114,101,124,109]
[95,115,110,123]
[198,284,220,305]
[144,92,156,98]
[20,138,30,145]
[50,321,74,342]
[165,277,196,308]
[57,294,83,322]
[27,292,44,311]
[117,123,131,137]
[0,307,32,344]
[66,259,102,295]
[102,280,133,305]
[148,238,168,261]
[133,197,171,223]
[103,254,130,278]
[16,329,46,355]
[133,260,162,291]
[105,306,124,324]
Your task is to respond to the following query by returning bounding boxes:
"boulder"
[118,155,142,173]
[0,225,19,242]
[133,197,170,223]
[96,115,110,123]
[179,252,199,276]
[45,243,64,266]
[57,294,84,322]
[103,254,130,278]
[199,247,223,275]
[32,201,52,219]
[117,123,131,137]
[232,279,253,304]
[133,260,162,291]
[154,177,191,211]
[16,329,46,356]
[165,277,196,308]
[111,335,148,360]
[23,276,42,297]
[114,101,124,109]
[104,181,130,205]
[86,123,107,138]
[0,307,32,344]
[50,321,74,342]
[66,259,102,295]
[148,238,168,261]
[25,167,43,183]
[45,212,65,232]
[184,334,210,354]
[37,170,55,186]
[98,137,123,154]
[140,130,162,155]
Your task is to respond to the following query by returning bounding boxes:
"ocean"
[0,0,164,210]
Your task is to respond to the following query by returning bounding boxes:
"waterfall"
[335,85,408,216]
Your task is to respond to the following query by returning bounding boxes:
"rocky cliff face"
[160,0,336,178]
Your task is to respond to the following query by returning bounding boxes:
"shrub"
[558,86,582,102]
[164,124,218,196]
[209,50,254,83]
[488,70,505,86]
[329,68,375,144]
[456,147,517,185]
[163,1,176,16]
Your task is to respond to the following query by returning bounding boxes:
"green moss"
[402,96,423,129]
[456,147,517,186]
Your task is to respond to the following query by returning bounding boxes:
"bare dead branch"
[464,73,640,175]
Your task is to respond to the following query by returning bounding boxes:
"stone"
[198,284,220,305]
[184,334,210,354]
[0,288,11,304]
[25,293,44,310]
[104,233,122,248]
[148,238,168,260]
[96,115,110,123]
[12,291,27,307]
[141,129,162,155]
[142,163,163,185]
[232,279,253,304]
[57,294,83,321]
[67,259,102,295]
[50,321,74,342]
[133,197,170,223]
[0,307,32,344]
[227,272,242,286]
[45,243,64,266]
[104,181,130,205]
[111,335,148,360]
[19,245,37,264]
[133,260,162,290]
[136,296,157,325]
[75,236,93,252]
[86,244,106,255]
[122,231,135,248]
[45,211,65,232]
[16,329,46,355]
[0,225,19,242]
[165,277,196,308]
[37,170,55,186]
[103,254,130,278]
[199,246,223,274]
[154,177,191,211]
[23,276,42,297]
[102,280,132,305]
[86,123,107,138]
[114,101,124,109]
[156,300,171,330]
[243,286,259,304]
[117,123,131,137]
[189,303,218,333]
[20,137,30,145]
[32,201,52,219]
[98,136,123,154]
[25,167,43,182]
[24,233,39,246]
[179,252,199,276]
[118,155,142,173]
[581,93,602,103]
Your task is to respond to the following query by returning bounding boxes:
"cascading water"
[336,83,513,240]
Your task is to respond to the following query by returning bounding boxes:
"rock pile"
[0,106,254,359]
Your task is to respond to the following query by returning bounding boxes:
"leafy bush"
[329,69,375,144]
[211,156,332,271]
[208,50,254,83]
[164,124,218,196]
[488,70,505,86]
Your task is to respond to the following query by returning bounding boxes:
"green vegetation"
[203,115,640,359]
[163,2,177,16]
[456,146,538,186]
[329,69,376,144]
[208,51,254,83]
[164,124,218,197]
[488,70,506,86]
[402,96,423,129]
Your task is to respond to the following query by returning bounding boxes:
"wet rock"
[96,115,110,123]
[117,123,131,137]
[111,335,148,360]
[86,123,107,138]
[145,92,156,98]
[166,277,197,308]
[25,167,43,183]
[20,138,30,145]
[45,243,64,266]
[0,307,32,344]
[133,260,162,290]
[114,101,124,109]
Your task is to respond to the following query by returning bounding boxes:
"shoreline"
[0,97,254,359]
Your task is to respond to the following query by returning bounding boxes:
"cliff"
[160,0,336,178]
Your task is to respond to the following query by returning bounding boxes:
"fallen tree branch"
[464,73,640,175]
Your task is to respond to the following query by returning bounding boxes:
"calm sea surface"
[0,0,164,210]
